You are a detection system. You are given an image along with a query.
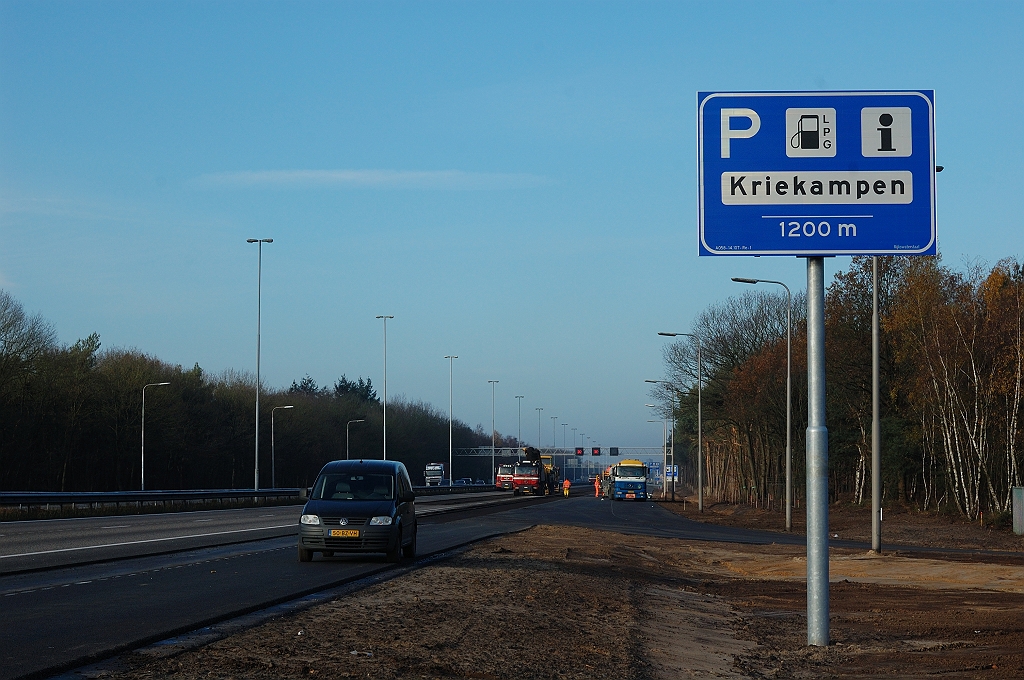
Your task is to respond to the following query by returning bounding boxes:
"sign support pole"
[872,257,882,553]
[806,256,830,646]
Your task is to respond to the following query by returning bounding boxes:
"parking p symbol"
[720,108,761,158]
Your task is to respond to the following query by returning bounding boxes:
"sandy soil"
[661,495,1024,552]
[104,523,1024,679]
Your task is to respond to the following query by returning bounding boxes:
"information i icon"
[861,107,912,157]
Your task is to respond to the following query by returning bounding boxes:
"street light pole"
[515,396,524,447]
[560,423,569,475]
[551,416,558,448]
[488,380,499,484]
[572,427,577,448]
[271,405,294,488]
[581,432,589,481]
[732,277,793,530]
[376,315,393,460]
[535,407,543,448]
[346,419,365,460]
[658,332,703,512]
[141,381,170,491]
[646,380,679,501]
[670,422,675,501]
[647,418,667,498]
[445,356,458,482]
[247,238,273,490]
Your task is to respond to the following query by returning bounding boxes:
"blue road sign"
[698,91,935,256]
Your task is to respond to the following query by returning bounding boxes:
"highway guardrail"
[0,484,502,510]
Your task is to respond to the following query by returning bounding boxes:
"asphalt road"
[0,494,551,680]
[0,492,520,575]
[2,494,871,680]
[0,506,302,575]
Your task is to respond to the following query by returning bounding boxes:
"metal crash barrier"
[1,483,500,512]
[0,489,307,512]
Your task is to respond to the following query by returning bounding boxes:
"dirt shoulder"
[660,495,1024,553]
[103,525,1024,679]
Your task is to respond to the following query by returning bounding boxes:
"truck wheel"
[298,546,313,562]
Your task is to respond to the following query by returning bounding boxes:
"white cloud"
[192,169,551,190]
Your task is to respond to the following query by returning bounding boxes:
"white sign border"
[697,91,936,257]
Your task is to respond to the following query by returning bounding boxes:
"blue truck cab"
[609,459,649,500]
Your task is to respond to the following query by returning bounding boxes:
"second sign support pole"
[872,256,882,553]
[806,256,830,646]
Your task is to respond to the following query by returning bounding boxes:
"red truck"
[512,448,550,496]
[495,464,515,490]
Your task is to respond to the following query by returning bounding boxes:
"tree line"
[654,256,1023,519]
[0,290,504,491]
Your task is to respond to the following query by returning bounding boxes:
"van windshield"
[312,473,394,500]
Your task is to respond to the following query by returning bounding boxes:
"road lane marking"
[0,524,295,560]
[100,525,130,529]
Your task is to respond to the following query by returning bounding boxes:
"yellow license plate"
[626,493,636,499]
[330,529,360,538]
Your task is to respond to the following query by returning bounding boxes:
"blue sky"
[2,1,1021,448]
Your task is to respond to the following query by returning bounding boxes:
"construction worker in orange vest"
[594,475,601,497]
[562,477,571,497]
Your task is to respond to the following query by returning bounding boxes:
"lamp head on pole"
[732,277,759,284]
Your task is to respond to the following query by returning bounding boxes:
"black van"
[297,459,416,562]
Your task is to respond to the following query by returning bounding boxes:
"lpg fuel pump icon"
[792,115,820,150]
[785,108,836,157]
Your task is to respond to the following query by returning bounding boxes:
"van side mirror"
[402,491,416,503]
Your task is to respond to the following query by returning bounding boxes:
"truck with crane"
[512,447,554,495]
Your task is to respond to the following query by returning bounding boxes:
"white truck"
[423,462,445,486]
